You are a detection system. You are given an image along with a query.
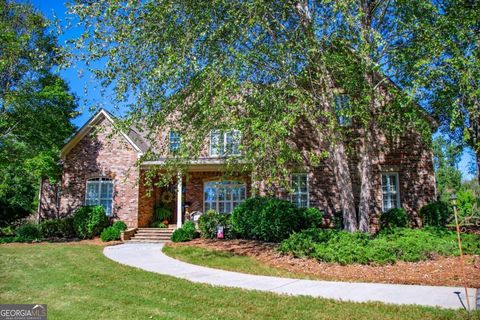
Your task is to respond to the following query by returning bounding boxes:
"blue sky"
[29,1,477,180]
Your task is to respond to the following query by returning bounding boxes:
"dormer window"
[169,131,181,153]
[210,130,241,156]
[335,94,351,126]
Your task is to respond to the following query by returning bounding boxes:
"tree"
[69,0,434,232]
[393,0,480,182]
[0,0,77,225]
[432,136,462,201]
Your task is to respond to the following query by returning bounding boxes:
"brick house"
[39,107,436,231]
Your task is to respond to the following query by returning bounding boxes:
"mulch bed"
[168,238,480,288]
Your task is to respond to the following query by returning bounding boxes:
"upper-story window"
[86,178,113,216]
[381,173,400,212]
[291,173,309,208]
[210,130,241,156]
[334,94,351,126]
[169,131,181,153]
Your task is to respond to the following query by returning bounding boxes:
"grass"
[163,244,310,279]
[0,243,477,320]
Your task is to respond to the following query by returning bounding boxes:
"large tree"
[0,0,77,225]
[70,0,434,232]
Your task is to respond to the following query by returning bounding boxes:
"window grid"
[335,94,351,126]
[381,173,400,212]
[210,130,241,156]
[169,131,181,153]
[204,181,246,214]
[291,173,309,208]
[85,178,113,216]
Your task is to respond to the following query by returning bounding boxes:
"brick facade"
[41,109,436,231]
[47,115,140,228]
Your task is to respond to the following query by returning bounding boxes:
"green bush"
[112,221,127,231]
[100,226,121,242]
[302,207,324,229]
[379,208,409,230]
[279,227,480,265]
[231,197,307,242]
[420,201,452,227]
[73,206,109,239]
[16,223,41,241]
[154,206,171,222]
[171,221,198,242]
[198,210,231,239]
[39,218,75,238]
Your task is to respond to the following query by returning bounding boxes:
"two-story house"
[39,106,436,231]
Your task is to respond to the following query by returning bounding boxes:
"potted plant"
[154,205,171,227]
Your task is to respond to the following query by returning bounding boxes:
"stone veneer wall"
[58,116,140,228]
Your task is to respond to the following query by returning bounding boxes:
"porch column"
[176,172,182,229]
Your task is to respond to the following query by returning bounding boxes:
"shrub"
[171,221,198,242]
[73,206,109,239]
[279,227,480,265]
[39,218,75,238]
[100,226,121,242]
[379,208,408,230]
[112,221,127,231]
[198,210,231,239]
[302,207,324,229]
[420,201,452,227]
[231,197,305,242]
[16,223,41,241]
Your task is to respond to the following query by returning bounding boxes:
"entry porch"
[137,161,250,229]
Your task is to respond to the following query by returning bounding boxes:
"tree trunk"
[358,124,377,233]
[330,140,358,232]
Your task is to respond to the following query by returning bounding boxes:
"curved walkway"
[103,243,477,310]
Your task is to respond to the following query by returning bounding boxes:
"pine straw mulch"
[168,238,480,288]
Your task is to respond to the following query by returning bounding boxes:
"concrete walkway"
[103,243,477,310]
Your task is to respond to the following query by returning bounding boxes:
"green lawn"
[0,243,476,320]
[163,244,311,279]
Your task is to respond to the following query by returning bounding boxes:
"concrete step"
[126,239,170,243]
[132,234,171,239]
[136,229,175,233]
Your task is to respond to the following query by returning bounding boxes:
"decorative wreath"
[161,191,175,204]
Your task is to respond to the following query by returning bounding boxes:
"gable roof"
[60,108,150,159]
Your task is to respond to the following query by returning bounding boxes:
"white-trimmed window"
[291,173,309,208]
[169,131,181,153]
[210,130,241,156]
[335,94,351,126]
[204,181,246,213]
[381,173,400,212]
[86,178,113,216]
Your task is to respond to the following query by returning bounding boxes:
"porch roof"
[140,157,247,172]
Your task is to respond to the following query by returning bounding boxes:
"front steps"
[126,228,175,243]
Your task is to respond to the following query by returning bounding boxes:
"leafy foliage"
[15,223,41,241]
[420,201,452,227]
[0,1,77,225]
[39,217,75,238]
[171,221,198,242]
[100,226,121,242]
[198,210,231,239]
[379,208,409,230]
[279,227,480,265]
[73,206,109,239]
[112,221,127,231]
[231,197,314,242]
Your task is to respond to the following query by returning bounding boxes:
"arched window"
[204,181,246,214]
[86,178,113,216]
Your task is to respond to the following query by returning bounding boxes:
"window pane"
[86,182,99,200]
[291,174,308,208]
[100,182,113,199]
[169,131,181,152]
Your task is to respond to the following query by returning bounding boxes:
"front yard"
[0,242,476,320]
